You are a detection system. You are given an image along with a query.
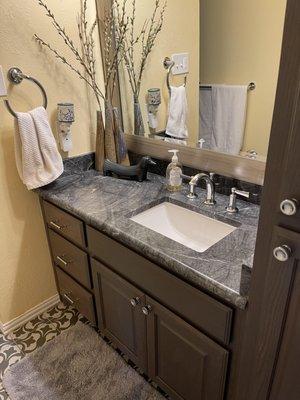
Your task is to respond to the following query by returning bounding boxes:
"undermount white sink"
[130,202,236,253]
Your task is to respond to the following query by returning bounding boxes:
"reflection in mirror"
[117,0,287,161]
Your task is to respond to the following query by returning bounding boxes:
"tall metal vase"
[104,101,117,162]
[95,110,105,172]
[133,96,145,136]
[113,107,129,165]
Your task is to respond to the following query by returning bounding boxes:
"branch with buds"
[113,0,167,100]
[34,0,104,109]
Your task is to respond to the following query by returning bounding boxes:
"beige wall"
[0,0,102,324]
[119,0,199,146]
[200,0,287,156]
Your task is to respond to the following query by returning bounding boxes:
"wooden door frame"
[235,0,300,398]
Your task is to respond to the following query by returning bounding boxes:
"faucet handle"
[226,187,250,213]
[232,188,250,199]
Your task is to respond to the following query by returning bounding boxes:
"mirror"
[116,0,287,162]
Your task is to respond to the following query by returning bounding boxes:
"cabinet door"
[146,296,228,400]
[92,259,147,371]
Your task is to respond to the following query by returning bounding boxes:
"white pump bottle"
[166,149,183,192]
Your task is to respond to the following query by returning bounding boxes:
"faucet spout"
[188,173,216,205]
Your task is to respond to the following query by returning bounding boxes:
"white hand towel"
[211,85,248,155]
[14,106,63,190]
[166,85,188,139]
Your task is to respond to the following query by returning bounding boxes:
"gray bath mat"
[3,322,164,400]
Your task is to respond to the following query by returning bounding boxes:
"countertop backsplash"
[128,151,263,205]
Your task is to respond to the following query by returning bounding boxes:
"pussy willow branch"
[104,1,129,102]
[77,0,98,101]
[35,0,105,109]
[113,0,167,99]
[34,35,102,109]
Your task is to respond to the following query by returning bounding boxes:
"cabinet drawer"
[88,226,233,345]
[49,230,91,289]
[56,267,96,325]
[43,201,86,247]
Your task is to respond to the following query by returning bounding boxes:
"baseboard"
[0,294,60,336]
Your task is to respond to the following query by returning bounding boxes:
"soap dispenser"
[166,149,183,192]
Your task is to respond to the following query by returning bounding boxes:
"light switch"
[171,53,189,75]
[0,66,7,98]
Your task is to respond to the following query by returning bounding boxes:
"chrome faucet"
[186,173,216,205]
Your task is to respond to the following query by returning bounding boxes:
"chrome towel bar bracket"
[4,67,48,118]
[163,57,187,95]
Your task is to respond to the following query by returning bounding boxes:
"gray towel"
[211,85,248,155]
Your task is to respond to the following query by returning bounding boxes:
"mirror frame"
[96,0,266,185]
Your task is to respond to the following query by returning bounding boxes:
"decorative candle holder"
[147,88,161,130]
[57,103,75,123]
[57,103,75,152]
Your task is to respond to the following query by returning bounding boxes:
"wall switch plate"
[171,53,189,75]
[0,66,8,98]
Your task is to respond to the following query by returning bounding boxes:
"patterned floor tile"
[0,382,10,400]
[10,321,59,355]
[0,334,23,380]
[44,302,81,334]
[41,302,71,321]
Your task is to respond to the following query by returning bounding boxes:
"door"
[269,232,300,399]
[235,0,300,398]
[145,296,228,400]
[92,259,148,370]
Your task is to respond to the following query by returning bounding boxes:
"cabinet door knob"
[142,305,152,316]
[273,245,292,262]
[280,199,298,216]
[130,297,140,307]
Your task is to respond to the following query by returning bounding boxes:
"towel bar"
[200,82,256,91]
[4,67,48,118]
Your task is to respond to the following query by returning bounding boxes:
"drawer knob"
[130,297,140,307]
[273,245,292,262]
[142,305,152,316]
[280,199,298,216]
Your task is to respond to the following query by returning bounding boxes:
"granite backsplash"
[128,151,262,205]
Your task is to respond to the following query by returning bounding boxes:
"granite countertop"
[38,166,260,310]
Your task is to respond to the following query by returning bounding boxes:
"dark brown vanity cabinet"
[92,261,148,370]
[92,259,228,400]
[41,200,233,400]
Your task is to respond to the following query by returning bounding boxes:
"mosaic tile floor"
[0,303,81,400]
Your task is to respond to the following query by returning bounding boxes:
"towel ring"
[163,57,187,95]
[4,67,48,118]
